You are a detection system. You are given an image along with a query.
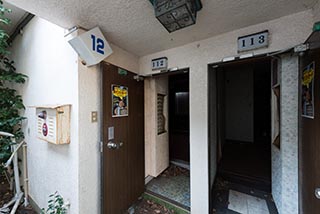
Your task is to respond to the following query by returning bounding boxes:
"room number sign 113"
[238,30,269,52]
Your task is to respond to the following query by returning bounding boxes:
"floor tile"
[247,194,269,212]
[228,190,248,213]
[228,190,270,214]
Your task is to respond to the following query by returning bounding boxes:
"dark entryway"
[169,72,190,163]
[210,57,272,191]
[208,57,274,213]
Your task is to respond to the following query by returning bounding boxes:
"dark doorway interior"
[169,72,190,163]
[216,59,272,191]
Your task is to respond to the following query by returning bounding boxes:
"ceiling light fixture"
[150,0,202,33]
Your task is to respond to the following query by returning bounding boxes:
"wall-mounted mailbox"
[35,105,71,144]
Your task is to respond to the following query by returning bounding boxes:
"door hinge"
[100,141,104,153]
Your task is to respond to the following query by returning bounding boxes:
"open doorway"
[209,57,279,214]
[144,70,190,211]
[217,59,271,190]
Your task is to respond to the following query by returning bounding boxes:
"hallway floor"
[212,176,278,214]
[219,141,271,191]
[146,165,190,210]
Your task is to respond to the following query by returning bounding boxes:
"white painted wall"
[10,18,140,214]
[225,68,254,142]
[10,17,80,214]
[139,10,313,214]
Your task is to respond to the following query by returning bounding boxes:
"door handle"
[315,188,320,199]
[107,141,124,150]
[107,141,117,149]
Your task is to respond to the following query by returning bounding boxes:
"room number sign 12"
[238,30,269,52]
[91,35,105,55]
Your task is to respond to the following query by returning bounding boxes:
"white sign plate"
[238,31,269,52]
[68,27,113,66]
[152,57,168,70]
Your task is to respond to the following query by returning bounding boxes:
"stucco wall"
[139,10,313,214]
[10,17,80,213]
[312,0,320,22]
[279,54,299,214]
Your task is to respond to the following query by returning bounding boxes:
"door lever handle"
[107,141,124,150]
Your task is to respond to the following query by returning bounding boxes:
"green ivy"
[0,0,27,172]
[41,192,68,214]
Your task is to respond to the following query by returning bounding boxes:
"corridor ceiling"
[6,0,319,56]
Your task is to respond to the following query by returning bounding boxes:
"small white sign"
[238,31,269,52]
[152,57,168,70]
[68,27,113,66]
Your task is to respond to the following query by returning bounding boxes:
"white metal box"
[36,105,71,144]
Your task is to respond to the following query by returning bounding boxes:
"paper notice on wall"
[301,62,315,119]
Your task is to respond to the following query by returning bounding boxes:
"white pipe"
[23,144,29,207]
[0,131,14,137]
[12,143,22,196]
[9,193,23,214]
[3,141,25,168]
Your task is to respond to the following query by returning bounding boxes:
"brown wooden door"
[299,48,320,214]
[102,62,144,214]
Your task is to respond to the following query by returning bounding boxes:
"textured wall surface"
[10,17,80,214]
[313,0,320,22]
[269,54,300,214]
[6,0,317,56]
[139,10,313,214]
[279,54,299,214]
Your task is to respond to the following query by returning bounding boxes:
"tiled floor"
[228,190,269,214]
[212,176,278,214]
[146,165,190,209]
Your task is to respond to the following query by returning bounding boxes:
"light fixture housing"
[153,0,202,33]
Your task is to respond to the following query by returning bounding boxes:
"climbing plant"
[41,192,68,214]
[0,0,27,172]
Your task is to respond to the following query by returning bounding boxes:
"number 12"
[91,35,105,55]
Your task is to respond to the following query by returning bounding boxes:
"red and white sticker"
[42,123,48,136]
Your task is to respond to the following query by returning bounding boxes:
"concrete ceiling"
[2,1,28,36]
[5,0,319,56]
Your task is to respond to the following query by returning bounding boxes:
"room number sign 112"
[238,30,269,52]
